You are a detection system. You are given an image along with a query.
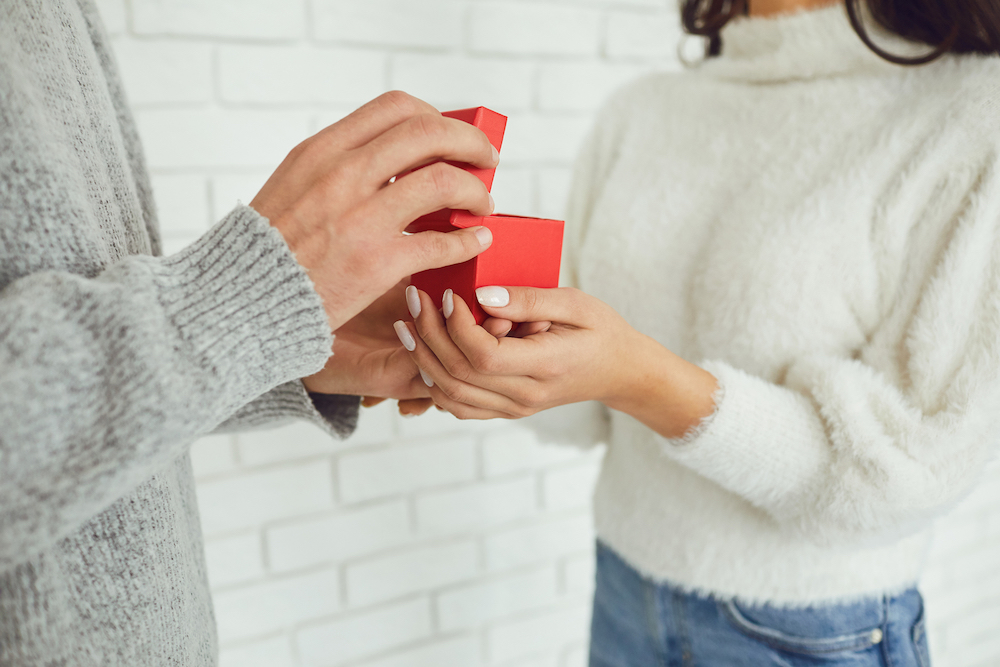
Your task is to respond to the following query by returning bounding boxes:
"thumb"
[401,226,493,275]
[474,286,585,326]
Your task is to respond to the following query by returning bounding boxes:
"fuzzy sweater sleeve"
[658,155,1000,546]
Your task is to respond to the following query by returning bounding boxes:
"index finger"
[317,91,439,152]
[443,291,548,376]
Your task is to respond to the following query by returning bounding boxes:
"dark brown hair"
[681,0,1000,65]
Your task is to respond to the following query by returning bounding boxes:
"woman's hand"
[303,280,431,403]
[393,285,720,438]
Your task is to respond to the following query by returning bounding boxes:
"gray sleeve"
[0,205,334,570]
[215,380,361,440]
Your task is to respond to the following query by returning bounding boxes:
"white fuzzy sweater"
[551,5,1000,604]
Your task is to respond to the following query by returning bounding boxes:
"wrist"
[603,333,719,440]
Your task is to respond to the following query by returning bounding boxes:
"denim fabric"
[589,542,931,667]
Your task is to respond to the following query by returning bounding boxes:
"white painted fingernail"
[420,369,434,387]
[442,289,454,319]
[393,320,416,351]
[405,285,421,319]
[473,226,492,246]
[476,286,509,307]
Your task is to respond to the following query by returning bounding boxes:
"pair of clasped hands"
[253,91,715,437]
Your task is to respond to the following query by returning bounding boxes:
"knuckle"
[424,161,459,197]
[515,404,538,418]
[518,386,547,410]
[378,90,421,117]
[470,349,499,375]
[439,380,468,404]
[410,113,448,145]
[443,357,473,384]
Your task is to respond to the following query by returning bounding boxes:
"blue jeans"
[589,542,931,667]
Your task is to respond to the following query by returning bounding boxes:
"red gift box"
[407,107,565,324]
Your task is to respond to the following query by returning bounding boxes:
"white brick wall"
[102,0,1000,665]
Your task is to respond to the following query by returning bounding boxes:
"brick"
[160,236,198,256]
[353,636,481,667]
[562,645,589,667]
[188,433,237,478]
[338,437,476,503]
[346,541,479,606]
[213,569,341,643]
[136,108,310,169]
[538,62,647,112]
[488,605,591,663]
[309,108,357,135]
[563,0,665,6]
[499,656,559,667]
[542,463,601,511]
[436,567,558,631]
[499,115,593,165]
[313,0,462,49]
[606,11,684,61]
[203,532,266,589]
[391,55,534,113]
[266,501,411,572]
[296,598,432,667]
[486,516,595,572]
[469,3,601,57]
[491,167,536,218]
[946,601,1000,647]
[219,636,294,667]
[195,461,334,534]
[237,421,337,468]
[482,427,583,477]
[538,168,575,222]
[396,405,496,438]
[237,405,395,468]
[132,0,305,39]
[218,45,386,105]
[111,39,212,105]
[417,477,536,535]
[562,555,596,595]
[211,173,270,222]
[150,174,210,239]
[350,401,399,445]
[928,513,985,561]
[94,0,126,34]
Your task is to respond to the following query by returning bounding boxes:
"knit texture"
[0,1,358,664]
[556,5,1000,605]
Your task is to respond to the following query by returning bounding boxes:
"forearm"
[603,332,720,440]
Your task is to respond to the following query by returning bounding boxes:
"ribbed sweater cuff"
[655,360,833,513]
[153,204,332,409]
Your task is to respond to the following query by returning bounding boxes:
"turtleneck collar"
[698,4,925,82]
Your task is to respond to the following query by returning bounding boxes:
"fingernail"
[393,320,416,351]
[420,369,434,387]
[442,288,454,319]
[488,193,495,213]
[476,286,509,307]
[405,285,421,319]
[491,144,500,164]
[401,411,415,418]
[473,226,492,247]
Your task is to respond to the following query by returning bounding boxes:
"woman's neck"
[749,0,838,17]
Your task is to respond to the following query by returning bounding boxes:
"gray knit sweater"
[0,1,360,664]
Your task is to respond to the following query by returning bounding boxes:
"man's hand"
[302,280,428,400]
[250,91,498,332]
